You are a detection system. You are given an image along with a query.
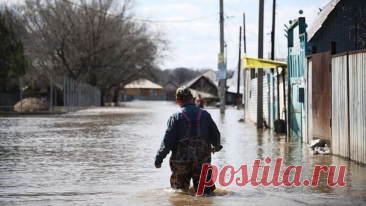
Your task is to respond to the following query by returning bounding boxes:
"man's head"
[175,86,193,106]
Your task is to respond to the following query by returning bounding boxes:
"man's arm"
[155,115,178,167]
[208,113,222,152]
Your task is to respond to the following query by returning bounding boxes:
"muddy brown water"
[0,101,365,205]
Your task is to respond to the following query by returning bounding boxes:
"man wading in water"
[155,86,222,195]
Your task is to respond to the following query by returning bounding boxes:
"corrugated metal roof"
[308,0,341,41]
[124,79,163,89]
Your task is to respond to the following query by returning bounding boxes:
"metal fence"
[331,50,366,164]
[307,60,313,145]
[63,77,101,112]
[331,55,349,159]
[0,93,23,106]
[349,52,366,164]
[249,76,269,123]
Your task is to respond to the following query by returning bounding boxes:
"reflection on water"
[0,101,365,205]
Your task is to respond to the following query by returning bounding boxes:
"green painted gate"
[286,16,309,140]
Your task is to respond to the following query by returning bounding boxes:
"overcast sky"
[1,0,331,70]
[135,0,330,70]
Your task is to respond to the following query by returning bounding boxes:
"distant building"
[202,69,217,85]
[201,68,246,105]
[226,86,243,105]
[121,79,164,101]
[184,75,219,105]
[226,66,244,105]
[162,81,178,101]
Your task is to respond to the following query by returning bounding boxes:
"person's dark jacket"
[155,103,221,165]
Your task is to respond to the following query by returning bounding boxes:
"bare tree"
[16,0,167,104]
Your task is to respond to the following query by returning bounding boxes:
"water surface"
[0,101,365,205]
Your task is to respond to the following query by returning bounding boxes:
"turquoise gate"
[286,16,309,141]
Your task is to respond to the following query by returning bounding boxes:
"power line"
[225,0,239,15]
[143,13,219,23]
[224,21,237,45]
[226,16,242,30]
[60,0,219,23]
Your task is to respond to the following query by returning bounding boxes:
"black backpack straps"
[197,108,202,136]
[181,110,191,136]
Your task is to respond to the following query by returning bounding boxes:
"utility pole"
[236,27,242,107]
[243,13,247,53]
[271,0,276,61]
[271,0,280,124]
[219,0,226,114]
[243,13,249,122]
[257,0,264,128]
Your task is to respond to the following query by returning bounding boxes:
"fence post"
[19,77,23,112]
[55,89,57,110]
[88,85,91,107]
[50,74,53,112]
[67,78,70,112]
[83,83,85,110]
[65,78,67,111]
[75,80,77,111]
[74,79,76,111]
[93,87,96,106]
[81,83,83,110]
[63,78,65,111]
[76,81,79,111]
[69,78,72,111]
[71,78,74,112]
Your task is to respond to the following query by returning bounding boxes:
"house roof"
[201,69,217,83]
[308,0,341,41]
[124,79,163,89]
[163,80,178,88]
[184,75,217,89]
[190,89,217,99]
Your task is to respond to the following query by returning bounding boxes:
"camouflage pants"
[169,156,215,193]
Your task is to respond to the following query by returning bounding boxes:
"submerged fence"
[63,78,101,112]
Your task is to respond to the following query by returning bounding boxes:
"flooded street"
[1,101,366,205]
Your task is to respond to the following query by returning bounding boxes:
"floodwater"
[0,101,365,205]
